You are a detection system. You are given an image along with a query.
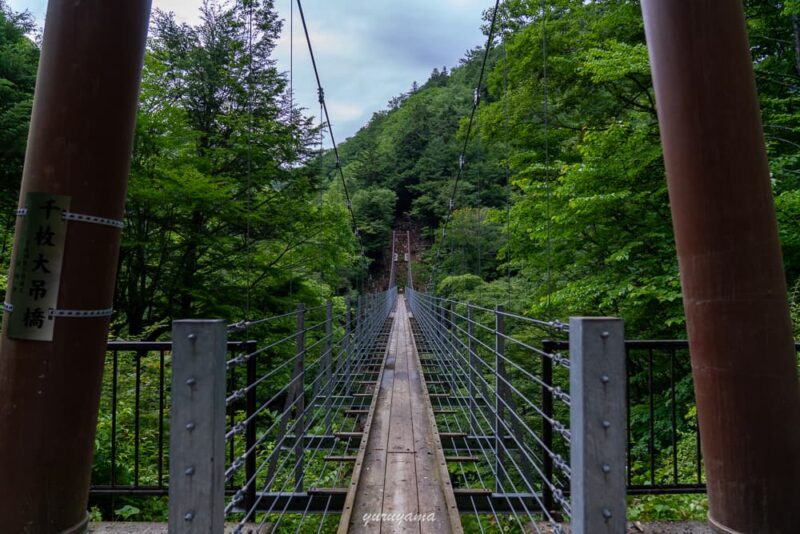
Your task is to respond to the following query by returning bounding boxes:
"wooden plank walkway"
[338,295,462,533]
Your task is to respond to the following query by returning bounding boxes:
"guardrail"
[88,291,396,523]
[164,288,397,531]
[407,289,627,534]
[91,298,793,527]
[89,340,253,517]
[544,339,800,496]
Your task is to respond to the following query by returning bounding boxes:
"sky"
[7,0,489,142]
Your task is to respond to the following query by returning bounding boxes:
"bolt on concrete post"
[569,317,626,534]
[169,320,227,532]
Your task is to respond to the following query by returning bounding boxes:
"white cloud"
[328,101,366,122]
[149,0,202,24]
[444,0,490,8]
[6,0,488,140]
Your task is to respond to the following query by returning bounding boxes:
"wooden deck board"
[387,314,414,454]
[341,296,462,534]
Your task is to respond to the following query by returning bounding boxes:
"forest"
[322,0,800,340]
[3,0,800,340]
[1,0,799,526]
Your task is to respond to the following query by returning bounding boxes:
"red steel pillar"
[641,1,800,532]
[0,1,151,531]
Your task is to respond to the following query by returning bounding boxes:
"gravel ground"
[628,522,711,534]
[89,521,711,533]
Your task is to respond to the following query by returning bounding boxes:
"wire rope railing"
[91,326,799,521]
[90,285,622,533]
[407,288,572,532]
[406,287,627,533]
[162,287,395,531]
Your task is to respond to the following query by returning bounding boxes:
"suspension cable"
[428,0,501,291]
[502,8,513,307]
[245,2,255,325]
[295,0,365,259]
[542,0,553,316]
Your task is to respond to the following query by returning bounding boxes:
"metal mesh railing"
[154,285,626,531]
[406,288,573,533]
[221,288,396,532]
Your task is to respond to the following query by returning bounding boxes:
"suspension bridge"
[1,0,800,533]
[154,229,627,533]
[56,235,797,533]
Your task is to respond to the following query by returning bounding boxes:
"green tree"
[472,0,685,335]
[0,1,38,291]
[351,187,397,255]
[114,0,358,336]
[435,207,502,280]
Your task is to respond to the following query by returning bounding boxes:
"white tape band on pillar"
[16,208,124,229]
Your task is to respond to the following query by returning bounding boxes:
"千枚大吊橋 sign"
[6,192,70,341]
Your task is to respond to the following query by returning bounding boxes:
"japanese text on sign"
[6,192,70,341]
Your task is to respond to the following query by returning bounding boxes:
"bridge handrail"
[157,287,397,530]
[406,287,627,533]
[97,291,786,528]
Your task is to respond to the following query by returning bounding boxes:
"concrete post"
[569,317,626,534]
[169,320,227,531]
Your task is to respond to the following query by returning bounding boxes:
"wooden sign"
[7,192,70,341]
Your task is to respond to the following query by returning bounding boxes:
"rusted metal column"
[406,230,413,289]
[641,2,800,532]
[389,230,397,289]
[0,1,151,531]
